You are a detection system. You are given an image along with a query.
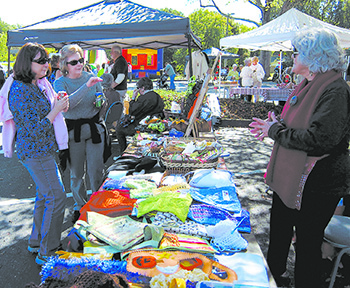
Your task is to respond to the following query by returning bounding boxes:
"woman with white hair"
[250,28,350,287]
[251,56,265,88]
[240,58,254,101]
[227,64,239,81]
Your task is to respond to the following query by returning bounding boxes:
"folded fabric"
[188,169,235,189]
[188,204,251,233]
[189,186,241,213]
[102,179,130,190]
[159,232,217,254]
[77,212,162,252]
[152,211,209,239]
[79,190,136,222]
[137,191,192,222]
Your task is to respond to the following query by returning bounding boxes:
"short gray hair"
[111,45,122,54]
[244,58,251,66]
[292,28,347,73]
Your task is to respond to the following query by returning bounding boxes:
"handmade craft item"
[126,250,237,283]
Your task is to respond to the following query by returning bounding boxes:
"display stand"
[185,54,219,137]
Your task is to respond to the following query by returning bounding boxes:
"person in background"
[110,45,128,100]
[240,58,254,101]
[115,77,164,152]
[95,64,101,75]
[54,44,109,223]
[251,56,265,88]
[164,62,176,90]
[100,73,122,134]
[84,63,93,73]
[249,28,350,288]
[0,65,6,89]
[47,54,62,85]
[227,64,239,81]
[127,62,132,83]
[97,63,106,77]
[8,43,69,265]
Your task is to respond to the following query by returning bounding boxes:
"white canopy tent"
[218,8,350,89]
[220,8,350,51]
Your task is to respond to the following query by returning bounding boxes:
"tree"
[195,0,350,79]
[0,19,18,64]
[162,8,253,76]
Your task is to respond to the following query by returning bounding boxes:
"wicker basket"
[160,137,221,171]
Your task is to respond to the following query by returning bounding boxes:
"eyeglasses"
[292,47,299,56]
[32,57,51,65]
[67,58,84,66]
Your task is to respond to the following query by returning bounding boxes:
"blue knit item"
[188,204,251,233]
[40,257,150,285]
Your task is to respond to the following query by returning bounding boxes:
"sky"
[1,0,261,27]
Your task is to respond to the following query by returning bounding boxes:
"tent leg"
[187,34,193,77]
[7,46,11,76]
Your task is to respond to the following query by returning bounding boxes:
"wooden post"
[185,54,219,137]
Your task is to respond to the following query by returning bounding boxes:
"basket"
[160,137,221,171]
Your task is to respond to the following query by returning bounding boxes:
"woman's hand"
[46,96,69,123]
[249,111,278,141]
[55,96,69,113]
[86,77,103,88]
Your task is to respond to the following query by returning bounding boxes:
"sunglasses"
[32,57,51,65]
[292,47,299,56]
[67,58,84,66]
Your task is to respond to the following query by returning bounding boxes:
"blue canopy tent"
[6,0,201,74]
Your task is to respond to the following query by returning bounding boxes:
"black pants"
[115,122,137,152]
[267,189,340,288]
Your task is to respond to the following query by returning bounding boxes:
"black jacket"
[129,91,165,123]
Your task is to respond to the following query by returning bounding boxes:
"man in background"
[127,62,132,83]
[110,45,128,100]
[164,62,176,90]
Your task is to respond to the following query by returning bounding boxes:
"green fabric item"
[124,179,157,190]
[137,191,192,222]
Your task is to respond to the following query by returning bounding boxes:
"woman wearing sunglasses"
[54,44,108,223]
[8,43,69,265]
[250,28,350,287]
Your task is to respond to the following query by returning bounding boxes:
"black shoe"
[72,211,80,223]
[274,274,293,288]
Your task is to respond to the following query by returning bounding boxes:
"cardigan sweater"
[266,71,350,209]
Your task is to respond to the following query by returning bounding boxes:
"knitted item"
[73,270,129,288]
[206,219,248,253]
[188,204,251,233]
[152,212,209,239]
[40,257,149,285]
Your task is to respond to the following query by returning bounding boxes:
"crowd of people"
[225,56,265,88]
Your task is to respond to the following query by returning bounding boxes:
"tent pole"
[7,46,11,76]
[218,53,222,97]
[187,35,193,77]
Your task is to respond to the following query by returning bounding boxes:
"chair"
[324,215,350,288]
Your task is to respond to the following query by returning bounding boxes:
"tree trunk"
[261,50,271,81]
